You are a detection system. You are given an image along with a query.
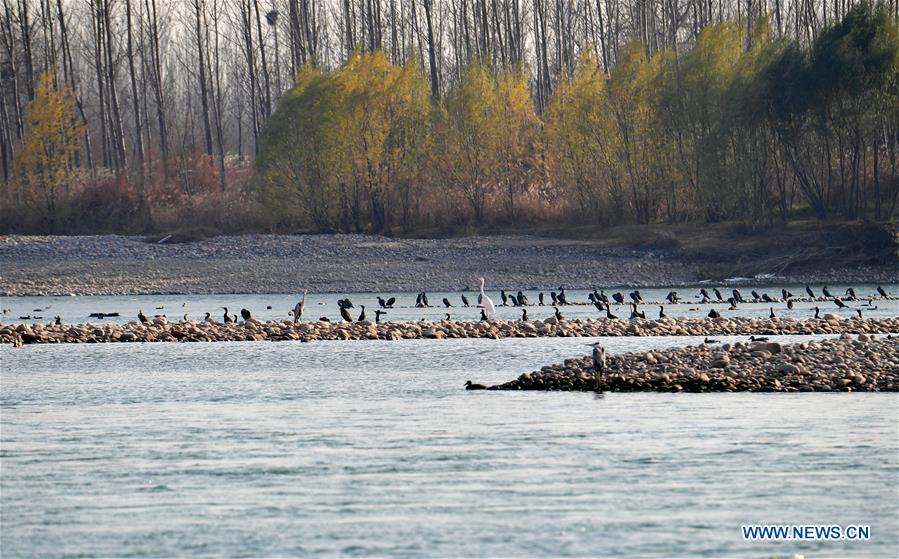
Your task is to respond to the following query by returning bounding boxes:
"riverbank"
[489,335,898,392]
[4,315,898,345]
[1,233,897,296]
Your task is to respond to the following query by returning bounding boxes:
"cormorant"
[704,337,719,344]
[659,306,667,319]
[138,309,148,324]
[699,288,711,300]
[415,293,423,307]
[377,296,387,308]
[386,297,396,308]
[751,290,761,301]
[558,287,568,305]
[593,300,605,312]
[443,297,452,308]
[517,291,528,305]
[343,298,354,308]
[732,289,744,303]
[612,292,625,304]
[340,306,353,322]
[814,307,820,319]
[554,306,564,321]
[240,308,251,321]
[834,298,847,308]
[521,309,528,321]
[822,286,832,298]
[750,335,769,342]
[204,312,212,322]
[500,290,508,306]
[54,316,61,325]
[762,293,774,303]
[606,308,618,320]
[714,288,724,301]
[727,298,738,310]
[787,299,794,309]
[480,309,488,321]
[319,317,331,322]
[855,309,863,319]
[445,313,451,321]
[357,306,366,321]
[806,285,815,298]
[550,291,558,305]
[630,303,645,319]
[769,307,776,319]
[629,290,642,304]
[465,380,487,390]
[877,286,888,298]
[708,309,721,318]
[845,287,856,299]
[666,291,679,303]
[421,293,430,307]
[538,292,545,305]
[375,310,386,323]
[461,294,470,307]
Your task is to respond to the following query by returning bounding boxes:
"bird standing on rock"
[521,309,528,321]
[806,285,815,298]
[834,298,847,309]
[240,308,251,321]
[138,309,148,324]
[478,277,496,319]
[443,297,452,308]
[340,306,353,322]
[461,294,470,307]
[659,306,667,319]
[357,306,367,321]
[375,310,386,323]
[554,306,564,321]
[590,342,606,392]
[877,286,888,298]
[386,297,396,308]
[292,290,307,323]
[538,292,545,305]
[708,309,721,319]
[822,286,833,298]
[769,307,776,319]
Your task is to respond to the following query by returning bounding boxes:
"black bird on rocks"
[415,293,423,307]
[700,288,711,301]
[319,317,331,322]
[659,306,667,319]
[54,316,61,325]
[769,307,776,319]
[517,292,528,305]
[613,292,625,304]
[554,306,564,321]
[558,288,568,305]
[386,297,396,308]
[480,309,488,321]
[814,307,820,319]
[855,309,863,319]
[421,293,430,307]
[500,290,508,306]
[606,308,618,320]
[340,306,353,322]
[762,293,774,303]
[445,313,451,321]
[138,309,148,324]
[378,296,387,308]
[222,308,233,323]
[727,298,738,310]
[787,299,794,309]
[240,308,251,321]
[375,310,386,323]
[806,285,815,298]
[443,298,452,308]
[877,286,888,298]
[782,289,793,300]
[593,300,605,312]
[714,288,724,301]
[538,292,545,305]
[751,290,761,301]
[630,303,645,319]
[666,291,679,304]
[461,294,470,307]
[357,306,367,321]
[342,298,354,308]
[204,312,212,322]
[550,291,558,305]
[708,309,721,319]
[834,298,847,308]
[732,289,745,303]
[521,309,528,321]
[822,286,833,298]
[630,290,643,304]
[845,287,856,300]
[465,380,487,390]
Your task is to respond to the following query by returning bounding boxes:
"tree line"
[1,1,898,233]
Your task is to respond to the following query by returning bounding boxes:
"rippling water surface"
[2,330,897,558]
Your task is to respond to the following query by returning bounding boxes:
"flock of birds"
[5,281,893,327]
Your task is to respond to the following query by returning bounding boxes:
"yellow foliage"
[11,70,85,231]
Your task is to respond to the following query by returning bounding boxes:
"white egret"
[478,277,496,319]
[291,290,307,323]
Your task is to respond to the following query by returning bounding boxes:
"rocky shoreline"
[4,315,898,346]
[488,335,899,392]
[2,234,897,296]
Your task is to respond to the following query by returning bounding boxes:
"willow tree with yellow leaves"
[10,71,85,233]
[256,52,431,232]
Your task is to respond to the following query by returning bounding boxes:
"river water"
[2,326,897,557]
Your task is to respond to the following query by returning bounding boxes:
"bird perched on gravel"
[708,309,721,319]
[340,305,352,322]
[590,342,606,392]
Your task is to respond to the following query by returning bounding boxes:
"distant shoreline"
[1,234,897,297]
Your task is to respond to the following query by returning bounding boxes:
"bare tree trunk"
[193,0,214,156]
[125,0,144,178]
[423,0,439,99]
